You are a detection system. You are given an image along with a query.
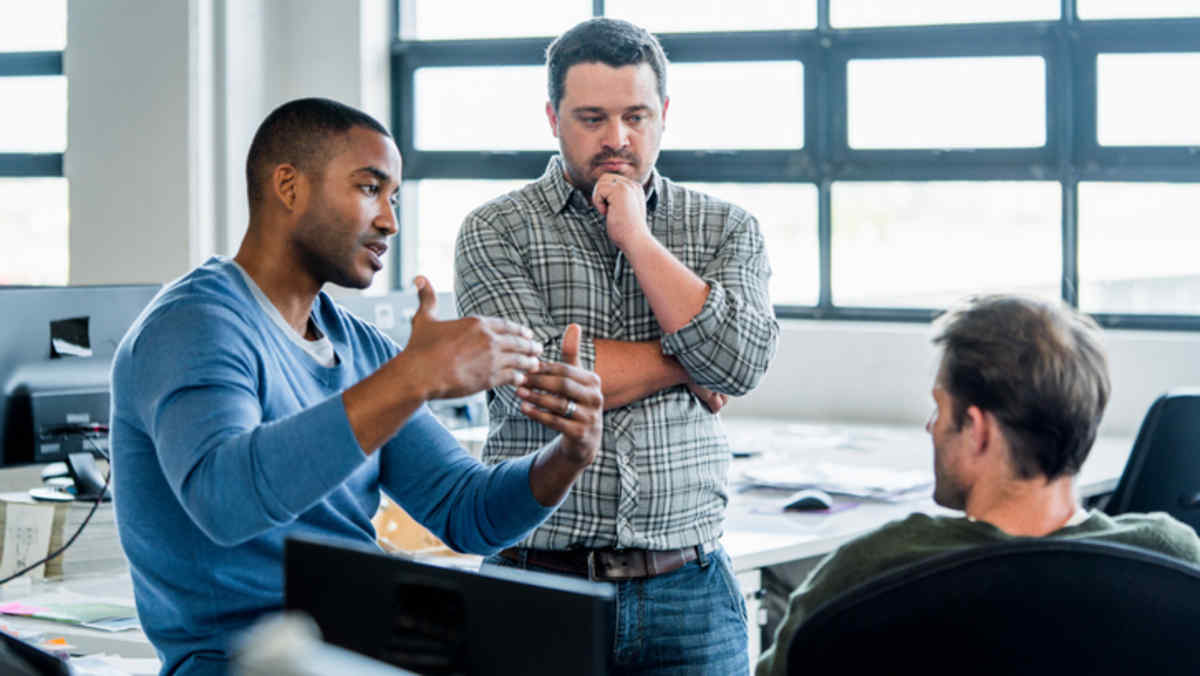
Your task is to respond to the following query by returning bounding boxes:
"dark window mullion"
[0,51,62,77]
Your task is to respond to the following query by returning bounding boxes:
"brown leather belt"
[499,545,703,581]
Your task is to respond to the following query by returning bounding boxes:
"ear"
[661,95,670,128]
[962,405,992,459]
[271,164,305,213]
[545,101,560,138]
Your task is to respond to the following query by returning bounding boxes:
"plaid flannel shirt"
[455,156,778,550]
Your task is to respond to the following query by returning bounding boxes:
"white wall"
[724,320,1200,438]
[66,0,391,285]
[62,2,1200,434]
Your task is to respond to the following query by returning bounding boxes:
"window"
[847,57,1044,149]
[392,1,1200,330]
[1078,182,1200,315]
[1097,53,1200,146]
[0,0,68,286]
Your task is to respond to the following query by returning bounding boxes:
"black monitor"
[0,284,159,479]
[285,535,616,676]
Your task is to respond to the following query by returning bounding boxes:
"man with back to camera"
[109,97,604,675]
[755,294,1200,676]
[454,18,779,674]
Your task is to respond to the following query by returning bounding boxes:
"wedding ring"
[563,400,577,419]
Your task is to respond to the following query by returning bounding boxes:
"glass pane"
[0,0,66,51]
[666,62,802,150]
[409,0,589,39]
[0,178,69,285]
[606,0,815,32]
[848,57,1045,149]
[1097,53,1200,146]
[1079,182,1200,315]
[832,0,1057,27]
[414,66,553,151]
[684,183,818,306]
[1078,1,1200,20]
[0,76,66,152]
[832,182,1060,308]
[410,180,530,292]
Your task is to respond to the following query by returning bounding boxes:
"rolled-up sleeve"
[660,209,779,396]
[454,209,596,416]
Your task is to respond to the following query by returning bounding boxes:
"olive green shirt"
[757,510,1200,676]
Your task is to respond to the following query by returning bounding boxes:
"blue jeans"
[483,546,750,675]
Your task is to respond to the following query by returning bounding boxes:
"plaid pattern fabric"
[455,156,778,550]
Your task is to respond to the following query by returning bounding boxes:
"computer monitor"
[285,535,616,676]
[0,284,159,476]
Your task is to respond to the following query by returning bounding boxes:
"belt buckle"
[586,550,597,581]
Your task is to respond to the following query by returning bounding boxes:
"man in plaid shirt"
[455,18,779,674]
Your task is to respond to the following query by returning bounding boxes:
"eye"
[360,184,380,196]
[627,114,645,123]
[581,116,603,125]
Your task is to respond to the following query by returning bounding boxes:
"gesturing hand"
[404,276,543,400]
[515,324,603,467]
[591,172,650,253]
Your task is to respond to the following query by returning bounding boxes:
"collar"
[538,155,663,216]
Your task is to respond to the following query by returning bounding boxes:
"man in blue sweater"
[110,98,604,675]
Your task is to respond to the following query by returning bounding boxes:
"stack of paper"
[740,461,933,501]
[0,493,128,580]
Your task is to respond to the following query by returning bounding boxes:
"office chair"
[1103,389,1200,532]
[785,540,1200,675]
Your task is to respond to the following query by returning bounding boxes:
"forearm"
[341,350,429,455]
[594,338,688,409]
[528,437,588,506]
[622,235,710,334]
[380,413,554,553]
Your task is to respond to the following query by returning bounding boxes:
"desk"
[716,417,1133,661]
[0,568,159,674]
[2,420,1129,673]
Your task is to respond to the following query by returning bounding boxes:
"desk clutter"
[724,419,934,502]
[0,492,126,581]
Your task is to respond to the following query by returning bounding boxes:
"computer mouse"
[784,488,833,511]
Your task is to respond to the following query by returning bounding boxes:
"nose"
[603,119,630,150]
[376,200,398,236]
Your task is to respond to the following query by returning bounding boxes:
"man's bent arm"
[126,302,371,547]
[658,209,779,396]
[378,408,557,554]
[621,236,710,335]
[594,339,687,410]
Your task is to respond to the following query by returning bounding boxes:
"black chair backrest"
[1105,389,1200,531]
[786,539,1200,675]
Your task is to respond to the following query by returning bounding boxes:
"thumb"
[412,275,437,319]
[562,323,582,368]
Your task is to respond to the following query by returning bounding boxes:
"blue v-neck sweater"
[110,257,554,675]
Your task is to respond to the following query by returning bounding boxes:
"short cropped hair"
[932,295,1111,480]
[245,97,390,206]
[545,18,668,112]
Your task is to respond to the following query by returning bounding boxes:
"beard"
[932,444,969,510]
[292,202,373,290]
[564,149,643,194]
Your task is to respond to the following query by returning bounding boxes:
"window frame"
[0,50,63,177]
[390,0,1200,331]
